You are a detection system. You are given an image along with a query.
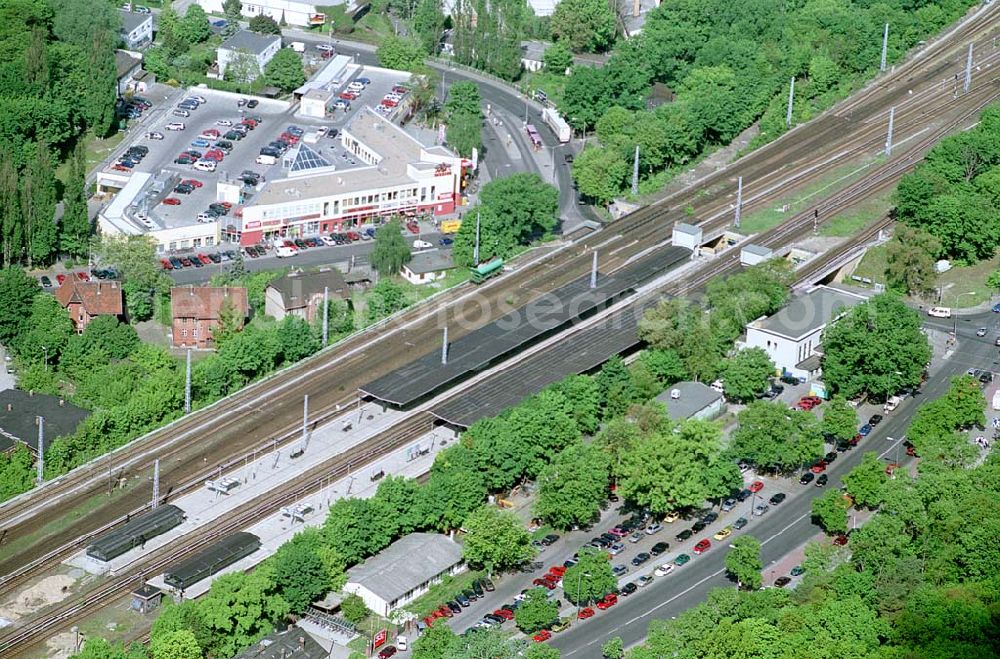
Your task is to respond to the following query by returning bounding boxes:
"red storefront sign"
[373,629,387,648]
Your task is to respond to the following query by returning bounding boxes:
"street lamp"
[575,571,591,617]
[41,345,48,372]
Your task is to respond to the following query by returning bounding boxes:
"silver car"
[753,503,770,517]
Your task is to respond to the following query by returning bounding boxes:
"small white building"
[744,285,869,382]
[740,244,773,266]
[655,381,724,422]
[343,533,464,617]
[672,222,702,252]
[217,30,282,79]
[198,0,329,28]
[520,41,547,72]
[119,9,153,49]
[115,50,143,96]
[401,251,455,285]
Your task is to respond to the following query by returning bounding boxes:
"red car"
[56,273,67,285]
[182,179,203,188]
[885,462,901,476]
[494,608,514,620]
[532,630,552,643]
[381,98,398,107]
[200,128,220,138]
[203,151,224,162]
[748,480,764,493]
[849,433,863,446]
[904,440,917,457]
[197,253,212,265]
[810,460,828,474]
[378,647,397,659]
[180,257,193,267]
[407,222,420,234]
[422,616,435,627]
[339,91,358,100]
[693,539,711,554]
[596,593,618,610]
[161,258,173,270]
[532,577,557,590]
[833,534,849,546]
[798,395,822,410]
[162,197,182,205]
[548,565,567,577]
[76,271,90,281]
[436,605,453,618]
[217,201,233,209]
[578,607,595,619]
[392,85,409,94]
[241,119,258,129]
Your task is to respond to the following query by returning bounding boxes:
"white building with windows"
[217,30,282,79]
[197,0,330,28]
[744,285,869,382]
[119,9,153,49]
[342,533,464,617]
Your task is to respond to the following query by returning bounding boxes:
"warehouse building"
[342,533,464,617]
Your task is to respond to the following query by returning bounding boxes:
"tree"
[618,419,733,512]
[551,0,617,52]
[176,4,212,44]
[269,528,334,613]
[443,81,482,117]
[265,48,306,93]
[0,267,39,345]
[811,489,850,534]
[462,506,534,572]
[987,269,1000,294]
[150,629,200,659]
[368,220,412,277]
[445,112,481,157]
[821,396,857,442]
[843,452,888,509]
[224,50,263,86]
[821,295,931,400]
[636,349,687,387]
[97,235,170,318]
[524,646,560,659]
[941,375,987,430]
[725,535,762,590]
[15,294,74,364]
[442,626,521,659]
[547,374,601,434]
[544,42,573,73]
[563,547,616,604]
[323,497,391,564]
[721,347,774,403]
[413,0,445,54]
[412,622,459,658]
[376,35,425,71]
[248,15,281,34]
[730,401,824,472]
[340,593,370,624]
[573,146,627,205]
[22,141,58,266]
[595,355,640,419]
[0,445,35,503]
[276,315,319,363]
[60,141,90,258]
[602,637,624,659]
[365,279,410,324]
[884,225,941,296]
[514,588,559,633]
[221,0,243,37]
[535,442,610,529]
[421,445,488,531]
[197,571,289,658]
[81,316,140,359]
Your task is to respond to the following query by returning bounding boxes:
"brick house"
[264,269,351,322]
[170,286,248,349]
[54,281,125,333]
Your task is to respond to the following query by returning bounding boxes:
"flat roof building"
[217,30,282,79]
[655,381,724,422]
[343,533,464,617]
[0,389,90,455]
[197,0,331,29]
[745,285,868,381]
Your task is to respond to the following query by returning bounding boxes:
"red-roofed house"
[54,281,125,333]
[170,286,248,349]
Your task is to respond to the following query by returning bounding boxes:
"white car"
[347,82,365,92]
[316,43,335,52]
[165,122,186,131]
[145,131,164,140]
[276,245,298,258]
[217,119,233,126]
[321,235,337,246]
[608,543,625,556]
[187,95,207,104]
[193,160,217,172]
[927,306,952,318]
[396,636,407,651]
[413,239,432,249]
[645,523,663,535]
[654,563,675,577]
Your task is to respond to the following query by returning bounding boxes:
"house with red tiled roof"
[170,286,248,349]
[54,281,125,333]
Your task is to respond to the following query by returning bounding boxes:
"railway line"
[0,0,996,624]
[0,74,994,649]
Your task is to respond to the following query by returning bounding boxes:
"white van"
[193,160,217,172]
[884,395,902,413]
[276,245,297,258]
[256,154,277,165]
[927,306,952,318]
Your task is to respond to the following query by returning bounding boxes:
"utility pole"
[152,459,160,509]
[631,145,640,196]
[302,395,309,448]
[590,251,598,289]
[885,106,895,157]
[734,176,743,229]
[473,211,481,266]
[322,286,330,346]
[786,77,795,127]
[880,23,890,72]
[441,327,449,365]
[36,416,44,484]
[184,349,192,414]
[964,43,973,93]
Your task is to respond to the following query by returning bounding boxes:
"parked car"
[799,472,815,485]
[815,474,828,487]
[733,517,748,530]
[769,492,787,506]
[595,593,618,610]
[631,552,651,567]
[713,526,732,540]
[693,539,711,554]
[774,576,792,588]
[674,553,691,566]
[753,503,770,516]
[650,541,669,556]
[749,481,764,493]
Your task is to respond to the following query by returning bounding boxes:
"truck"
[255,154,277,165]
[440,219,462,234]
[289,41,305,53]
[992,390,1000,411]
[541,107,571,143]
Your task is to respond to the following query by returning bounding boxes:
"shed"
[654,381,724,422]
[740,244,774,266]
[672,223,703,251]
[130,583,163,614]
[401,251,455,285]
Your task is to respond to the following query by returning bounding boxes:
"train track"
[1,0,996,609]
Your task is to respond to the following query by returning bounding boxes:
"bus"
[525,125,542,150]
[470,257,504,284]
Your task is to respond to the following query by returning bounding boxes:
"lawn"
[935,252,1000,308]
[818,190,892,237]
[737,157,883,235]
[849,243,888,288]
[404,569,484,618]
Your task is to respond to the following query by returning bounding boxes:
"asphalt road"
[550,310,1000,656]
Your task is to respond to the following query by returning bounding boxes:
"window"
[181,329,188,338]
[206,237,214,247]
[193,329,199,338]
[193,238,202,248]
